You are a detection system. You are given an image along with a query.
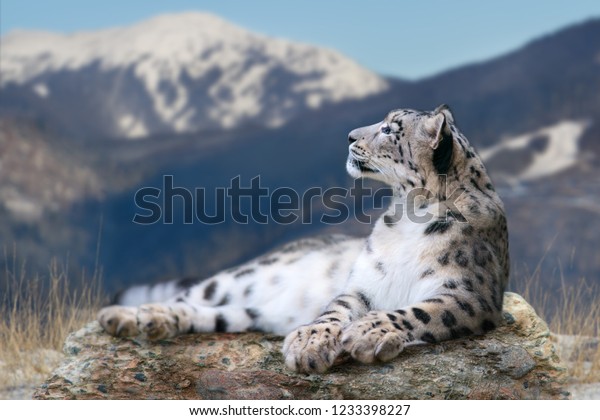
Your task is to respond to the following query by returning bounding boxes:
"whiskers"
[349,148,398,180]
[364,157,396,179]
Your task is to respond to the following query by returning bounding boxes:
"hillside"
[0,15,598,299]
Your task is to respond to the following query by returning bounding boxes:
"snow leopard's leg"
[340,293,503,364]
[99,269,260,338]
[282,291,371,374]
[98,301,262,340]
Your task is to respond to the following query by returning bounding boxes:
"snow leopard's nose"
[348,128,360,144]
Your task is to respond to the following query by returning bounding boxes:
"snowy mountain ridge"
[1,12,388,138]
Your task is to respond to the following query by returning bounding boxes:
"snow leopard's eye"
[381,124,391,135]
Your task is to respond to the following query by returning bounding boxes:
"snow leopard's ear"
[423,104,454,150]
[423,104,454,174]
[434,104,454,124]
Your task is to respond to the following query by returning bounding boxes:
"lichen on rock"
[34,293,569,400]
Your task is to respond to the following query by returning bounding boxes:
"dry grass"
[518,271,600,384]
[0,257,105,394]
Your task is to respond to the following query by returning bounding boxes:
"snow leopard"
[98,104,509,374]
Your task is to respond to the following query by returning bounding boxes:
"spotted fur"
[98,105,509,374]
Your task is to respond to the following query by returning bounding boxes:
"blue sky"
[2,0,599,79]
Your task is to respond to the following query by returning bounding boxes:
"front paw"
[341,313,406,364]
[282,323,342,374]
[98,305,140,337]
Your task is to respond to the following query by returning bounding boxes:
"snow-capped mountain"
[0,12,388,139]
[479,119,590,184]
[2,14,600,303]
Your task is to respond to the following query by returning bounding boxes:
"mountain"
[0,14,599,304]
[0,12,387,139]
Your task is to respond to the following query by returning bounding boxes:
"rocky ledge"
[34,293,568,400]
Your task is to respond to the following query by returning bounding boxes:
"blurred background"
[1,0,599,307]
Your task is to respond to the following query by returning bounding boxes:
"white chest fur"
[348,212,443,311]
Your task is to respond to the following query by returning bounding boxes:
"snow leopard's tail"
[112,277,205,306]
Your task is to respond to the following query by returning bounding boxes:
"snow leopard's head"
[346,105,472,191]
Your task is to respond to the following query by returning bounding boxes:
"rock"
[33,293,569,400]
